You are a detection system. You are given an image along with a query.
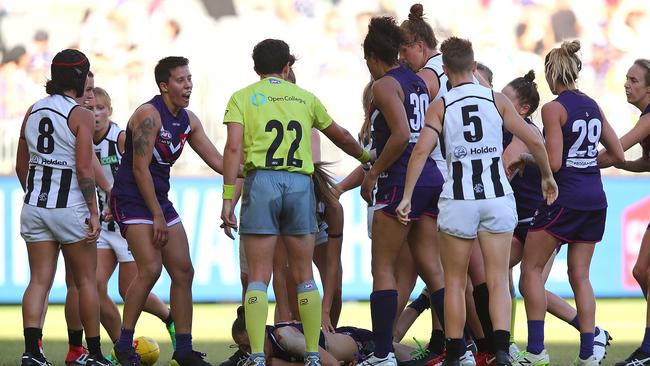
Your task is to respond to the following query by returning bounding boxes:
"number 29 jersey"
[23,94,85,208]
[223,77,333,176]
[552,90,606,210]
[440,83,512,200]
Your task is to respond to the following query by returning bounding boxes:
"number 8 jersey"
[23,94,85,208]
[441,83,512,200]
[553,90,606,210]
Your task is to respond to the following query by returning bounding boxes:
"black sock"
[407,293,431,315]
[493,330,510,354]
[446,338,465,361]
[370,290,397,358]
[24,328,42,355]
[474,338,490,353]
[164,311,174,326]
[68,329,83,347]
[86,336,102,357]
[473,283,494,353]
[428,329,445,355]
[430,288,445,329]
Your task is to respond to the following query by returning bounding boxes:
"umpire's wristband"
[223,184,236,200]
[356,149,371,164]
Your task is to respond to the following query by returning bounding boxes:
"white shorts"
[97,228,134,262]
[437,194,517,239]
[20,203,90,244]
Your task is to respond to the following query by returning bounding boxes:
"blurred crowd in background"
[0,0,648,175]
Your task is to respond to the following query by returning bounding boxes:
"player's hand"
[152,214,169,248]
[395,199,411,225]
[221,200,238,240]
[541,175,558,205]
[86,212,101,243]
[321,311,335,333]
[238,164,245,178]
[102,204,114,223]
[360,170,378,204]
[506,155,526,179]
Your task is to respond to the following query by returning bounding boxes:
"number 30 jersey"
[23,94,85,208]
[440,83,512,200]
[223,77,332,176]
[371,66,442,189]
[553,89,606,210]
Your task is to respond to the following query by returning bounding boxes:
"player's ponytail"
[312,162,338,208]
[545,40,582,88]
[359,80,373,146]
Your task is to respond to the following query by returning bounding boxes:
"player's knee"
[97,281,109,295]
[138,263,163,285]
[169,264,194,285]
[567,267,589,287]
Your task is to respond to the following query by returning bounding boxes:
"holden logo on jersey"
[454,146,467,159]
[473,183,484,194]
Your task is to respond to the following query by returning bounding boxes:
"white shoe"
[459,350,476,366]
[513,349,549,366]
[509,343,520,362]
[593,326,612,364]
[572,355,598,366]
[359,352,397,366]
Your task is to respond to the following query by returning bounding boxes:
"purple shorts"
[376,185,442,220]
[529,202,606,244]
[110,194,180,237]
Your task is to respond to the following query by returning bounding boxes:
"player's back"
[225,77,331,175]
[441,83,512,200]
[23,94,84,208]
[553,89,606,209]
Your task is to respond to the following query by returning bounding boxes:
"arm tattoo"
[133,117,155,156]
[79,177,97,205]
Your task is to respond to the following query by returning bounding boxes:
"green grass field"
[0,299,644,366]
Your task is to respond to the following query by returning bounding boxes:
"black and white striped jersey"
[423,54,449,177]
[23,94,85,208]
[94,122,123,231]
[440,83,512,200]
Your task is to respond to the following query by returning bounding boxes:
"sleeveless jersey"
[224,77,332,175]
[112,95,191,200]
[370,66,443,189]
[23,94,85,208]
[423,54,450,177]
[552,90,606,210]
[638,103,650,158]
[94,122,123,231]
[503,117,543,218]
[440,83,512,200]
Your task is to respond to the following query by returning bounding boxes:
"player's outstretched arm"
[599,113,650,168]
[187,110,224,174]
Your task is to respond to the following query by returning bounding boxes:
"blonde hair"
[359,80,374,145]
[634,59,650,86]
[93,87,112,109]
[544,40,582,87]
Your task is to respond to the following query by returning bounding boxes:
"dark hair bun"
[523,69,535,83]
[408,3,424,21]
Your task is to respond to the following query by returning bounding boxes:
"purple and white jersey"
[371,66,443,189]
[552,90,606,210]
[112,95,191,201]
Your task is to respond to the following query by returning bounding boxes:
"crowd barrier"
[0,176,646,303]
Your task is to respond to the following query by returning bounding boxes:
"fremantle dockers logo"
[454,146,467,159]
